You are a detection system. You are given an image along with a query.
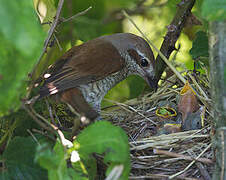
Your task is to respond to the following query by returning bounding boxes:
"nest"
[102,72,213,179]
[1,70,212,179]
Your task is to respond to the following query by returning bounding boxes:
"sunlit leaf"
[0,0,45,115]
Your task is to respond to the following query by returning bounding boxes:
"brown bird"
[39,33,158,121]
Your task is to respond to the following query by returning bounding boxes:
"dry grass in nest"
[102,72,213,179]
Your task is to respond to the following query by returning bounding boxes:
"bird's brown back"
[39,38,125,98]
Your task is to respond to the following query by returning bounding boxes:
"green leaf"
[127,75,146,99]
[1,136,47,180]
[0,0,45,57]
[202,0,226,21]
[35,140,74,180]
[0,0,45,115]
[189,31,209,59]
[74,121,130,180]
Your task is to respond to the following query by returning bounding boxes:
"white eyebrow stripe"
[136,50,151,63]
[136,50,154,75]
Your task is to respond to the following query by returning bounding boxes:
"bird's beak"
[145,75,158,91]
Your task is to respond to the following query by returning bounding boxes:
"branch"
[30,0,65,80]
[22,102,56,134]
[122,10,186,84]
[27,4,92,99]
[43,0,64,52]
[155,0,196,81]
[22,101,73,148]
[61,6,92,23]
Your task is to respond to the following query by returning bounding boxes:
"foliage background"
[1,0,220,179]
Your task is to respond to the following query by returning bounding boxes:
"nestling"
[39,33,158,121]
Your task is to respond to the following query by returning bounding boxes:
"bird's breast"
[78,67,128,112]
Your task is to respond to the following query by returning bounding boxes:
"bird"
[39,33,158,122]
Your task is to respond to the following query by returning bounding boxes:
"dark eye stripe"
[127,49,140,63]
[127,49,149,67]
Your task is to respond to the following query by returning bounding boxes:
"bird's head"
[103,33,158,91]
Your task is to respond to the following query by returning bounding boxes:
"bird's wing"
[39,39,125,98]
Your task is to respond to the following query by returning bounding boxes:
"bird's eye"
[141,58,149,67]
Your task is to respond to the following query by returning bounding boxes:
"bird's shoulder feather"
[39,38,125,98]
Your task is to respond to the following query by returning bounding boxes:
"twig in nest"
[153,149,213,164]
[130,174,199,180]
[169,143,212,179]
[104,98,157,125]
[187,73,210,101]
[196,162,211,180]
[105,165,124,180]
